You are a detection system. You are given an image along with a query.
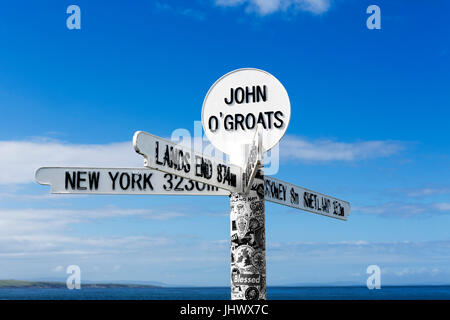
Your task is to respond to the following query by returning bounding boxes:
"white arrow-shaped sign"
[133,131,245,193]
[263,176,350,221]
[35,167,230,196]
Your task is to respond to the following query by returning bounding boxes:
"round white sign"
[202,68,291,157]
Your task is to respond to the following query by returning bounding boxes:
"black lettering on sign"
[313,194,319,211]
[257,112,267,129]
[195,156,202,177]
[224,114,234,130]
[224,167,233,186]
[108,172,119,190]
[184,152,191,173]
[303,192,314,209]
[202,159,212,179]
[217,164,235,187]
[174,176,184,191]
[221,110,284,132]
[208,116,218,132]
[279,184,286,201]
[77,171,87,190]
[196,181,205,191]
[65,171,76,190]
[224,86,267,105]
[143,173,153,190]
[119,173,130,190]
[162,173,219,192]
[163,145,172,168]
[245,113,255,129]
[224,88,233,105]
[274,111,284,128]
[207,184,219,191]
[333,201,345,216]
[245,86,255,103]
[155,141,191,173]
[234,113,245,130]
[264,180,286,201]
[273,182,279,199]
[131,173,142,190]
[185,179,194,191]
[321,198,330,213]
[163,173,173,191]
[155,141,163,165]
[290,187,299,205]
[235,87,244,104]
[303,192,334,214]
[217,164,223,183]
[88,172,100,190]
[175,150,183,171]
[231,173,236,188]
[195,156,212,179]
[256,85,267,102]
[65,171,99,191]
[264,111,274,129]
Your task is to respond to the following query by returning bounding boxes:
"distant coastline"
[1,280,450,289]
[0,280,161,289]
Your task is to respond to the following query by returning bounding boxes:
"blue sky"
[0,0,449,286]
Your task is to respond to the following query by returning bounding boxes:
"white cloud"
[0,139,142,185]
[52,265,64,272]
[409,188,450,197]
[155,1,206,21]
[0,207,177,259]
[2,216,450,285]
[0,207,185,238]
[293,0,330,14]
[0,136,405,185]
[267,239,450,265]
[215,0,331,15]
[280,135,405,162]
[435,203,450,211]
[354,202,450,218]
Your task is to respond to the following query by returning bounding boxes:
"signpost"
[35,67,351,301]
[201,68,292,300]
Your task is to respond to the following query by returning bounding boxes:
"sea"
[1,286,450,300]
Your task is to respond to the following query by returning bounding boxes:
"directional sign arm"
[35,167,230,196]
[133,131,244,193]
[263,176,350,221]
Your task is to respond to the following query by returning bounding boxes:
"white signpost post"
[35,68,350,301]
